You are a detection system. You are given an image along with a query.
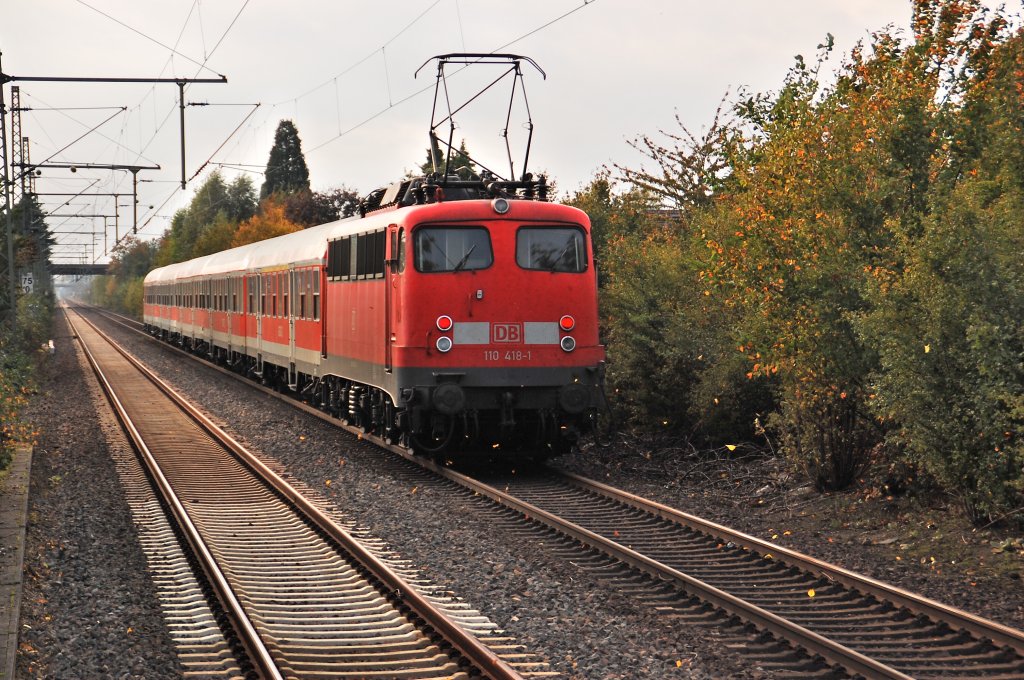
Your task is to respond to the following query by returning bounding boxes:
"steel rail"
[400,456,915,680]
[73,305,524,680]
[559,470,1024,658]
[83,305,912,677]
[64,307,281,680]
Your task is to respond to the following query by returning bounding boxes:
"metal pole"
[132,169,139,232]
[0,52,17,326]
[178,82,186,189]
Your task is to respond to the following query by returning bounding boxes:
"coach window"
[271,276,277,316]
[414,226,492,272]
[280,272,286,316]
[312,271,320,320]
[516,226,587,273]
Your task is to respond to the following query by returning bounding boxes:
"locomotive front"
[390,197,605,454]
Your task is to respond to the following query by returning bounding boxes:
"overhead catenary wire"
[16,0,243,259]
[298,0,599,156]
[33,107,128,168]
[37,0,596,251]
[21,93,155,168]
[105,0,252,240]
[277,0,443,106]
[75,0,225,78]
[188,103,261,182]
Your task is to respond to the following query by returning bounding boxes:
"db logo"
[492,323,522,343]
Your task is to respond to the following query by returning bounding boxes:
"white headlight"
[560,335,576,352]
[436,336,453,353]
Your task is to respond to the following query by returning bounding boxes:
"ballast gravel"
[25,308,1024,679]
[17,313,183,680]
[94,314,773,679]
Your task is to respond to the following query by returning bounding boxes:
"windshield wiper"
[452,244,477,272]
[548,236,577,272]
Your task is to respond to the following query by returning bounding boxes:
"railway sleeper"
[885,660,1024,677]
[751,597,886,612]
[802,619,958,637]
[855,645,1015,663]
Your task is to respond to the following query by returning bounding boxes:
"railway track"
[451,466,1024,679]
[85,304,1024,678]
[64,304,542,679]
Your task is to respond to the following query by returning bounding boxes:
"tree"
[232,197,303,247]
[261,119,311,199]
[225,175,258,222]
[419,139,478,179]
[192,213,239,257]
[108,237,157,279]
[614,100,735,214]
[154,172,257,265]
[280,187,361,227]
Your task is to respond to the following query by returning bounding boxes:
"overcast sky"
[2,0,1018,262]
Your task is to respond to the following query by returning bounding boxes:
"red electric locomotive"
[143,54,606,456]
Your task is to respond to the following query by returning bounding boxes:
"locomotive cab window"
[414,226,492,272]
[516,226,587,273]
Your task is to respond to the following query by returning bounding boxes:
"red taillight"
[436,315,453,332]
[559,315,575,332]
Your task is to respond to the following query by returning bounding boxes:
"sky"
[2,0,1018,263]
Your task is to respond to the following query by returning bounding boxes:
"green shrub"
[0,293,51,469]
[600,228,702,431]
[860,178,1024,520]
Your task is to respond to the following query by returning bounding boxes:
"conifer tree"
[261,120,311,199]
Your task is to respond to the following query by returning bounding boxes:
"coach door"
[204,278,214,350]
[287,266,298,386]
[256,272,265,374]
[385,225,404,373]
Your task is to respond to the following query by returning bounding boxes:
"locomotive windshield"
[516,227,587,273]
[415,226,493,272]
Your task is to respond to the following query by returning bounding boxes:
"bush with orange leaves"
[602,1,1022,515]
[696,0,1014,494]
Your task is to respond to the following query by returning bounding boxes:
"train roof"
[145,216,352,284]
[144,198,589,285]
